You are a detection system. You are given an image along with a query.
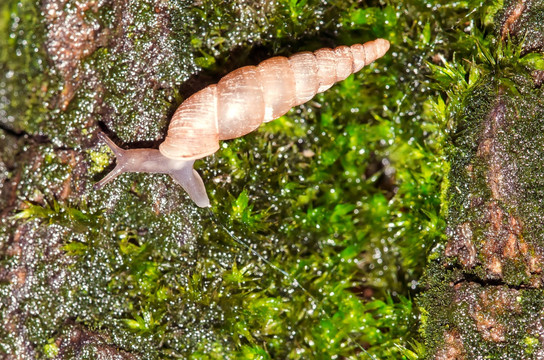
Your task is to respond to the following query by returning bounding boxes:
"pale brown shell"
[159,38,390,160]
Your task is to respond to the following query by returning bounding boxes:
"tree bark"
[422,1,544,358]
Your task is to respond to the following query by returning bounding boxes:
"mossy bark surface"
[421,1,544,358]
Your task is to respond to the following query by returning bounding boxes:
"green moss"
[43,340,59,358]
[417,262,459,354]
[0,0,58,134]
[524,336,540,355]
[502,259,531,286]
[86,147,113,175]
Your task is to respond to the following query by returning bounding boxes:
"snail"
[95,39,390,207]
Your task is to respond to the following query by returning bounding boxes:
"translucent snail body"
[95,39,390,207]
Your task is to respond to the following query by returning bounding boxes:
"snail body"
[95,39,390,207]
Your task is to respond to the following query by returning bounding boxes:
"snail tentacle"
[95,132,210,206]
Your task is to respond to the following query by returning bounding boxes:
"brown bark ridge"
[499,0,544,53]
[421,1,544,358]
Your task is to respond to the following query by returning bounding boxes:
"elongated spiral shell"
[159,38,390,160]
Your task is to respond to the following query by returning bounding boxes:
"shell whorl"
[159,38,390,160]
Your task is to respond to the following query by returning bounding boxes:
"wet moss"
[0,0,58,134]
